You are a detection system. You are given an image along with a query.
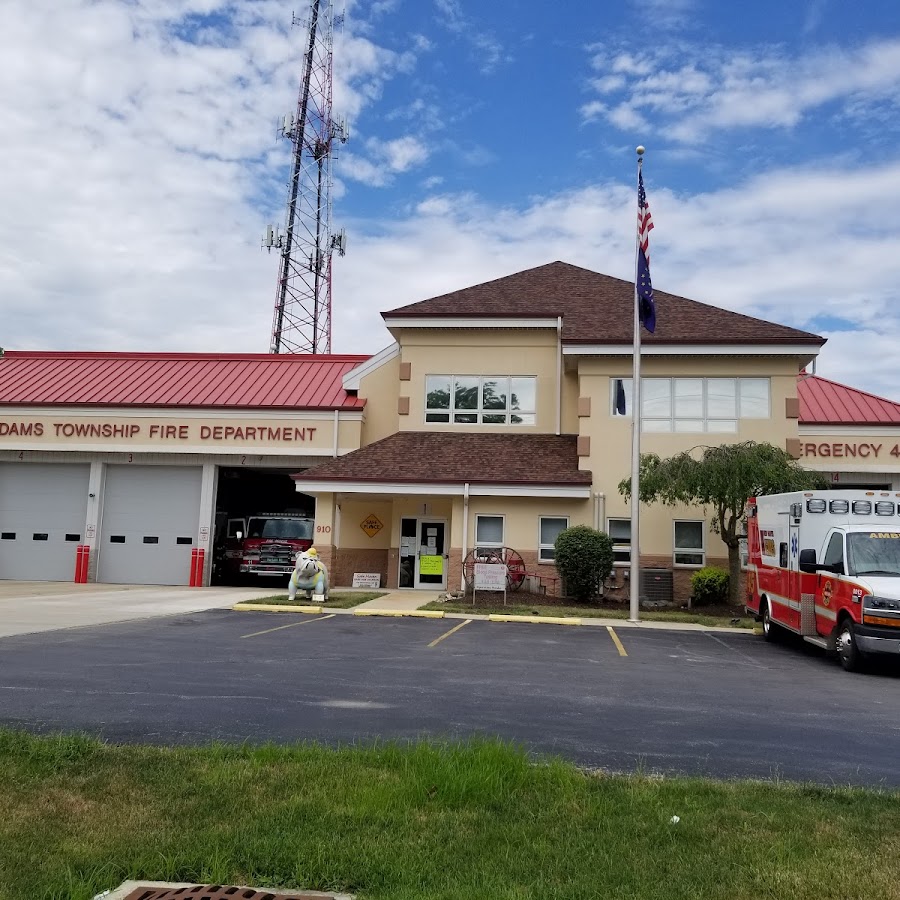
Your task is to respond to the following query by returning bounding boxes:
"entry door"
[98,465,202,585]
[0,463,90,581]
[415,520,447,589]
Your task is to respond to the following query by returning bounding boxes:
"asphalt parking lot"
[1,609,899,786]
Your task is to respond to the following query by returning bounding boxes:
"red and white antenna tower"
[265,1,348,354]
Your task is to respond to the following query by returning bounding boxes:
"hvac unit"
[641,567,673,604]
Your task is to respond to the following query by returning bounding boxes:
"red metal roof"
[0,351,369,410]
[798,374,900,425]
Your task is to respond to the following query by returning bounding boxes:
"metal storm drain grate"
[123,887,342,900]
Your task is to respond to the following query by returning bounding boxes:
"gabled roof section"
[294,431,593,486]
[798,374,900,426]
[342,342,399,391]
[0,351,369,410]
[384,261,824,348]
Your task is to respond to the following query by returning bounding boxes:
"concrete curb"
[233,603,326,614]
[230,602,754,635]
[489,614,582,626]
[353,608,445,619]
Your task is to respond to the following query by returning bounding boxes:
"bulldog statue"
[288,547,329,603]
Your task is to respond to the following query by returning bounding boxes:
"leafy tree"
[555,525,614,602]
[618,441,827,603]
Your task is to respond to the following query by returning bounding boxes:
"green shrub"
[690,566,730,606]
[554,526,614,602]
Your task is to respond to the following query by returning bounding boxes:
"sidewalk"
[353,590,442,611]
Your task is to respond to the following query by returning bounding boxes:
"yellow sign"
[419,555,443,575]
[360,514,384,538]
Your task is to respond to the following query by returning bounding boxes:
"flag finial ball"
[636,145,645,156]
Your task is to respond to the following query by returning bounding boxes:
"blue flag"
[615,378,627,416]
[637,169,656,333]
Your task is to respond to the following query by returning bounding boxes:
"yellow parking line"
[241,613,335,639]
[606,625,628,657]
[428,618,472,648]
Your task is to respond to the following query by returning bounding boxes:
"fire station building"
[2,261,900,600]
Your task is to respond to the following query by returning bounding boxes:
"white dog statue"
[288,547,329,603]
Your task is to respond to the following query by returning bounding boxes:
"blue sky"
[2,0,900,398]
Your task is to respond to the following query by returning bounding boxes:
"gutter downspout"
[461,482,470,592]
[333,409,339,457]
[556,316,562,435]
[593,492,606,531]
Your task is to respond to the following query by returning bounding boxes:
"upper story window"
[426,376,536,425]
[611,377,770,433]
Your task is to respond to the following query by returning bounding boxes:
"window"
[426,375,536,425]
[539,516,568,563]
[674,520,705,567]
[475,515,504,553]
[611,377,771,432]
[823,532,845,574]
[608,518,631,565]
[739,537,749,570]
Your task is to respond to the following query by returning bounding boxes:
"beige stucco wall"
[337,499,393,550]
[356,351,400,445]
[396,328,560,433]
[577,355,804,561]
[466,496,592,556]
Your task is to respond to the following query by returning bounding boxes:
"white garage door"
[0,463,90,581]
[98,465,202,586]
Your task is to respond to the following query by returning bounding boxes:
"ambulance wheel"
[835,618,865,673]
[761,601,779,642]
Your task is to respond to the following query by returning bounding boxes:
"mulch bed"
[464,589,745,619]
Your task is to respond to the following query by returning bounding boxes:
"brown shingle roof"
[294,432,593,486]
[384,261,824,347]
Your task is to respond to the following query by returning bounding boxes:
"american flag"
[637,168,656,333]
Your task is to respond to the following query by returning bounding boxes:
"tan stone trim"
[398,396,410,416]
[577,397,591,417]
[785,397,800,419]
[577,435,590,457]
[399,361,411,381]
[785,438,801,459]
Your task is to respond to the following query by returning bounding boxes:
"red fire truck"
[747,490,900,671]
[221,512,315,582]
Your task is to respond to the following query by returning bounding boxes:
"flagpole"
[629,146,645,624]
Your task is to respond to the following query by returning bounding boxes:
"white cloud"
[630,0,699,30]
[803,0,828,35]
[5,0,900,410]
[433,0,508,74]
[342,135,431,185]
[583,36,900,143]
[332,158,900,401]
[0,0,420,352]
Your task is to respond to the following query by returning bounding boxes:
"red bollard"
[195,548,205,587]
[74,545,84,583]
[189,548,199,586]
[74,545,91,583]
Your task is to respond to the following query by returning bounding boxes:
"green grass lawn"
[1,732,898,900]
[236,591,386,609]
[423,599,755,628]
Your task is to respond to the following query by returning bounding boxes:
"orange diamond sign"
[360,514,384,538]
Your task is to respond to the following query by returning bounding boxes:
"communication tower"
[265,0,348,354]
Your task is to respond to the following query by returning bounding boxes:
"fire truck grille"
[122,886,338,899]
[258,543,294,565]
